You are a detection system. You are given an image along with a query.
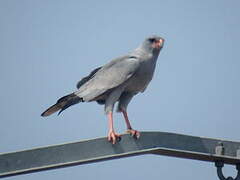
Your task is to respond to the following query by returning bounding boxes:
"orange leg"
[122,110,140,138]
[107,111,121,144]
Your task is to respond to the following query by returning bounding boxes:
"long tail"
[41,93,83,117]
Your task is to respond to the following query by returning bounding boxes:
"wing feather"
[76,66,102,89]
[75,56,139,101]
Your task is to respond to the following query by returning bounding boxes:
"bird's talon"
[117,136,121,142]
[126,129,140,139]
[108,131,121,144]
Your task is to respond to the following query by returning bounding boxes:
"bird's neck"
[131,47,150,57]
[131,46,160,62]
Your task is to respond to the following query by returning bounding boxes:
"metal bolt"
[237,147,240,158]
[216,142,225,156]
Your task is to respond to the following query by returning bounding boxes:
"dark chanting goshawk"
[41,36,164,144]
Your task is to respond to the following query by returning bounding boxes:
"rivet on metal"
[236,147,240,158]
[216,142,225,156]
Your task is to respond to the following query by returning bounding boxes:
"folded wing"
[75,56,139,101]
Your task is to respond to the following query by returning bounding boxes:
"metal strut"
[1,132,240,178]
[215,162,240,180]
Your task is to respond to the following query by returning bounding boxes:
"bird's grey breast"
[125,56,157,93]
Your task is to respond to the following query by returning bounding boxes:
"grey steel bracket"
[215,143,240,180]
[1,131,240,178]
[215,161,240,180]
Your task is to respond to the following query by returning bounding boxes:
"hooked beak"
[153,38,164,49]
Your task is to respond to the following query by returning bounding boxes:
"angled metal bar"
[0,131,240,178]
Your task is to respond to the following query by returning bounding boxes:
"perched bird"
[41,35,164,144]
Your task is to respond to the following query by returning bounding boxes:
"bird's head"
[141,35,164,53]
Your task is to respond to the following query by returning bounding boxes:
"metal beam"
[0,131,240,178]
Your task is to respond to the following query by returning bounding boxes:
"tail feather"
[41,93,82,117]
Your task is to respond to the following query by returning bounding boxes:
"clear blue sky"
[1,0,240,179]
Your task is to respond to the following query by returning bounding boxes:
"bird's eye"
[148,38,155,43]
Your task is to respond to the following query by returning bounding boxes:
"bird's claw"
[108,131,121,144]
[126,129,140,139]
